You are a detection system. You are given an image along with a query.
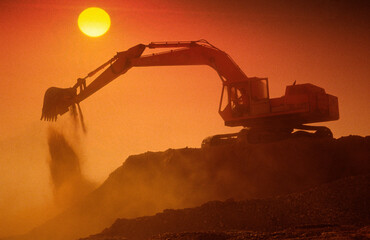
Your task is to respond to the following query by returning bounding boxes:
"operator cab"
[219,77,270,124]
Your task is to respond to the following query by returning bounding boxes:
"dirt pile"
[82,174,370,240]
[13,135,370,240]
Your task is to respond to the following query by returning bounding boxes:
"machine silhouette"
[41,40,339,144]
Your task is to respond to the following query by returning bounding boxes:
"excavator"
[41,40,339,146]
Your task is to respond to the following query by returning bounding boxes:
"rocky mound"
[13,135,370,240]
[82,174,370,240]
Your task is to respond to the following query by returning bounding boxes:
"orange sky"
[0,0,369,237]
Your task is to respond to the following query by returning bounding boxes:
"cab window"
[251,79,268,101]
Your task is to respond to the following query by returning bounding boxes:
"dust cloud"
[0,110,94,239]
[47,127,94,208]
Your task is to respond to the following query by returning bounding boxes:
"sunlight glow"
[78,7,111,37]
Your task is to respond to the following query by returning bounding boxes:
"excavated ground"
[82,174,370,240]
[10,135,370,240]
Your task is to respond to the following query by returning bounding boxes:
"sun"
[78,7,111,37]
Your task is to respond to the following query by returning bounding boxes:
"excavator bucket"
[41,87,76,121]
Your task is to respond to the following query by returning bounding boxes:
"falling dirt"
[13,135,369,240]
[47,127,94,208]
[45,107,93,210]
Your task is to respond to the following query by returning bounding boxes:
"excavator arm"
[41,43,145,121]
[41,40,251,121]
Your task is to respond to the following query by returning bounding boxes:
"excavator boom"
[41,40,248,120]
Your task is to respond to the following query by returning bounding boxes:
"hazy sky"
[0,0,369,237]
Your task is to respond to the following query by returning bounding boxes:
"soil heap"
[10,135,370,240]
[82,174,370,240]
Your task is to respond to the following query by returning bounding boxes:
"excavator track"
[201,125,333,147]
